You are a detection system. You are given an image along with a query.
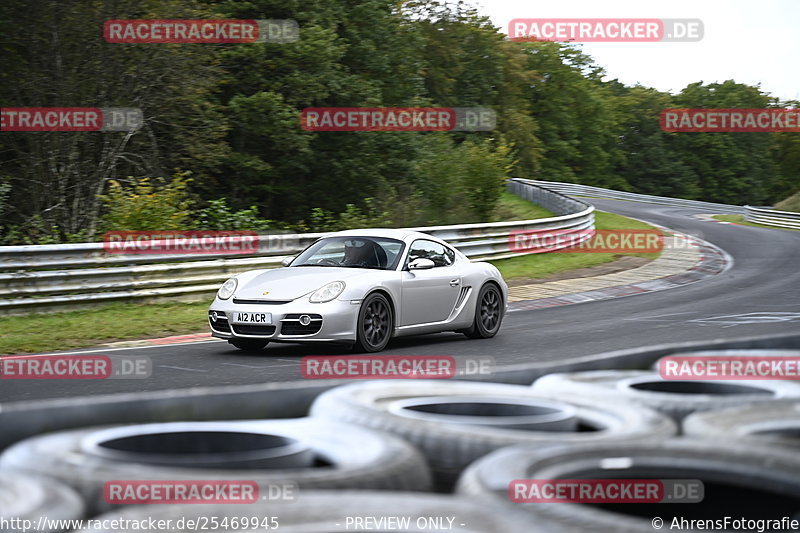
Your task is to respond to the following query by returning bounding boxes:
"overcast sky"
[472,0,799,102]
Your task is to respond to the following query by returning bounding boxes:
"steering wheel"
[317,258,340,266]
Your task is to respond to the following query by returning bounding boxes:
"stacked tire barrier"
[456,440,800,532]
[309,381,677,490]
[2,336,800,532]
[0,419,433,515]
[0,471,84,533]
[531,368,800,421]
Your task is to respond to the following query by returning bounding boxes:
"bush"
[298,198,393,233]
[460,138,515,221]
[193,198,273,231]
[0,215,91,245]
[98,173,194,232]
[415,135,514,224]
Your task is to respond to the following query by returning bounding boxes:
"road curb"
[508,230,730,312]
[99,332,213,348]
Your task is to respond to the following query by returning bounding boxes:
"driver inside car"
[342,239,385,268]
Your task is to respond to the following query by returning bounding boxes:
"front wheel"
[353,293,393,353]
[463,283,504,339]
[229,339,269,351]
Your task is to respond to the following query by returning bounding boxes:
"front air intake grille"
[208,313,231,333]
[280,314,323,336]
[231,325,277,336]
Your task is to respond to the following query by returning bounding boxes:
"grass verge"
[490,211,661,281]
[491,191,555,221]
[712,214,800,232]
[0,302,210,355]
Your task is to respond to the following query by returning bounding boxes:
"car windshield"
[292,236,405,270]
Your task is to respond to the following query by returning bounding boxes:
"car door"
[400,239,462,326]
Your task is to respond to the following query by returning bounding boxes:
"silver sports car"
[208,229,507,352]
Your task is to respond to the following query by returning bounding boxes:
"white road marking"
[622,311,698,322]
[220,363,269,369]
[157,365,208,373]
[689,312,800,328]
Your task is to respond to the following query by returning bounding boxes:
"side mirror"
[281,256,295,267]
[408,258,435,270]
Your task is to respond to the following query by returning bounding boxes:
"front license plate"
[232,312,272,325]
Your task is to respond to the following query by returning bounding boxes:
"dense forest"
[1,0,798,244]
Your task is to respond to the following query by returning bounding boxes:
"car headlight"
[217,278,238,300]
[309,281,345,303]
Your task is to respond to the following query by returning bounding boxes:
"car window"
[292,236,405,270]
[407,239,455,267]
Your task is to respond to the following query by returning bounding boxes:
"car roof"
[329,228,443,243]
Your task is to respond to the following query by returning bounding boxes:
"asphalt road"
[2,198,799,402]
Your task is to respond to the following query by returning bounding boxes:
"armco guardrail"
[525,179,746,214]
[745,205,800,230]
[0,179,593,315]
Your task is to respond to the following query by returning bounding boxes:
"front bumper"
[208,297,360,343]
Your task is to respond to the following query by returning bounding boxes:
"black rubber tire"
[310,380,676,491]
[463,283,504,339]
[532,369,800,421]
[457,439,800,533]
[73,491,537,533]
[651,349,800,372]
[0,470,85,533]
[684,399,800,449]
[353,292,393,353]
[0,418,431,515]
[229,339,269,351]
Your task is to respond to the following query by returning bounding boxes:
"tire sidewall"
[355,292,393,352]
[474,283,503,337]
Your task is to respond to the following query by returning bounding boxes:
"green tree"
[517,42,625,188]
[613,85,700,199]
[670,80,777,204]
[0,0,227,240]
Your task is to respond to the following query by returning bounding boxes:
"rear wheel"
[354,293,393,353]
[229,339,268,351]
[463,283,503,339]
